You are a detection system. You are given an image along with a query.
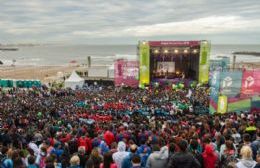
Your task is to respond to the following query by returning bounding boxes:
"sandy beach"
[1,61,259,84]
[0,65,81,83]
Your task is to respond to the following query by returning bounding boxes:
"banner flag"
[199,41,210,83]
[241,70,260,95]
[220,71,242,97]
[209,71,220,103]
[218,95,228,114]
[139,41,150,85]
[114,60,139,87]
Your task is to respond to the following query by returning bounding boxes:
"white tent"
[65,71,84,89]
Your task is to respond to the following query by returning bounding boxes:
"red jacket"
[78,136,92,153]
[202,145,218,168]
[104,130,115,146]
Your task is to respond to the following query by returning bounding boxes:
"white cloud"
[72,16,260,37]
[0,0,260,43]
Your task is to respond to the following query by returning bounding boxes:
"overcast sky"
[1,0,260,44]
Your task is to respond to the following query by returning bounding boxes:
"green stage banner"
[199,41,210,83]
[218,95,228,114]
[139,41,150,85]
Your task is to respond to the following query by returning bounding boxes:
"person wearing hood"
[236,146,257,168]
[145,145,168,168]
[112,141,129,168]
[167,140,201,168]
[202,144,218,168]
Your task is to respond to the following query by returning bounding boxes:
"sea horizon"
[1,43,260,66]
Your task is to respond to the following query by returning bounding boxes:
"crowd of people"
[0,83,259,168]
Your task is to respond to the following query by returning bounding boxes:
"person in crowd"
[27,156,38,168]
[239,134,258,161]
[236,146,257,168]
[168,143,176,161]
[189,138,203,166]
[1,148,14,168]
[36,146,47,168]
[121,144,138,168]
[167,140,201,168]
[112,141,129,168]
[88,148,103,168]
[100,152,117,168]
[69,155,81,168]
[254,153,260,168]
[131,155,141,168]
[220,139,237,167]
[145,145,168,168]
[202,144,218,168]
[0,84,258,168]
[78,146,89,168]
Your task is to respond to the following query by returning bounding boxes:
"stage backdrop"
[139,42,150,85]
[209,69,260,113]
[199,41,211,83]
[114,59,139,87]
[241,70,260,95]
[220,71,243,97]
[157,62,175,73]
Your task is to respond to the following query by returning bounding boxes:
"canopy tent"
[0,79,41,88]
[65,71,84,89]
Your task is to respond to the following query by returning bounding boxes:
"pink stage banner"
[114,60,139,87]
[241,70,260,95]
[149,41,200,47]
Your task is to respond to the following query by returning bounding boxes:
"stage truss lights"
[164,49,169,54]
[193,49,198,54]
[154,49,159,54]
[142,41,146,45]
[174,49,179,54]
[184,49,188,54]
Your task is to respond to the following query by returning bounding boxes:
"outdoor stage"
[114,40,211,88]
[139,41,211,86]
[149,41,200,81]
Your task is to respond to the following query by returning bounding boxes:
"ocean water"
[0,44,260,66]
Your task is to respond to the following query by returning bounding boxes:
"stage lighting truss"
[152,48,197,54]
[154,49,159,54]
[183,49,188,54]
[193,49,198,54]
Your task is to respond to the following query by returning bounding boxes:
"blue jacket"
[121,153,133,168]
[2,158,13,168]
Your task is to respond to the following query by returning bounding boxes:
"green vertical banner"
[139,41,150,85]
[217,95,228,114]
[199,41,211,83]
